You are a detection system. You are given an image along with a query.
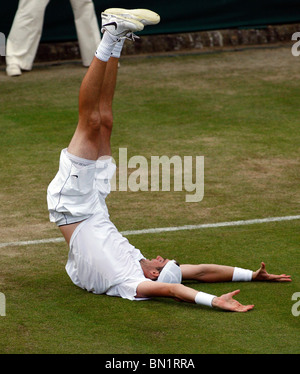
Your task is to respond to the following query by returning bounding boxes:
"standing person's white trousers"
[6,0,100,75]
[69,0,101,66]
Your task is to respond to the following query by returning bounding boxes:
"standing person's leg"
[69,0,101,67]
[6,0,50,76]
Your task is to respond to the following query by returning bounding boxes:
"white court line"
[0,214,300,249]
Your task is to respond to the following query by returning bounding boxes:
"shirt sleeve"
[106,279,152,301]
[131,246,146,262]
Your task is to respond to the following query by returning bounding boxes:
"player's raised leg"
[67,12,144,160]
[98,56,119,157]
[67,56,107,160]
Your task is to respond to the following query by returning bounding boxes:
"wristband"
[195,291,216,308]
[232,267,253,282]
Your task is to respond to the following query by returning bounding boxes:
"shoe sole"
[104,8,160,26]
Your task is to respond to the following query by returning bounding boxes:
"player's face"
[149,256,170,268]
[141,256,171,280]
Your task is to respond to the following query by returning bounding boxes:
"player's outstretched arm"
[180,262,292,283]
[136,281,254,312]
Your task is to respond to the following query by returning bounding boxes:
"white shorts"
[47,149,116,226]
[66,213,150,299]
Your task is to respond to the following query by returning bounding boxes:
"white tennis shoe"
[101,12,144,39]
[103,8,160,26]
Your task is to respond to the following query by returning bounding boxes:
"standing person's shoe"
[6,64,22,77]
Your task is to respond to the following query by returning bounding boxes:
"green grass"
[0,46,299,353]
[0,221,298,354]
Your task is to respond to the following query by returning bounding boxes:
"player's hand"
[212,290,254,312]
[252,262,292,282]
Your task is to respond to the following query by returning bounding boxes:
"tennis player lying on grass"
[47,8,291,313]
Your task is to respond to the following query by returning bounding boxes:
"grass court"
[0,45,299,354]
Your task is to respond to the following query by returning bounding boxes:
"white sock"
[95,32,119,62]
[111,38,125,58]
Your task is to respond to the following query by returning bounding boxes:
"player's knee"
[86,111,101,133]
[100,111,113,132]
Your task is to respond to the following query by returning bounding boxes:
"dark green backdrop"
[1,0,300,41]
